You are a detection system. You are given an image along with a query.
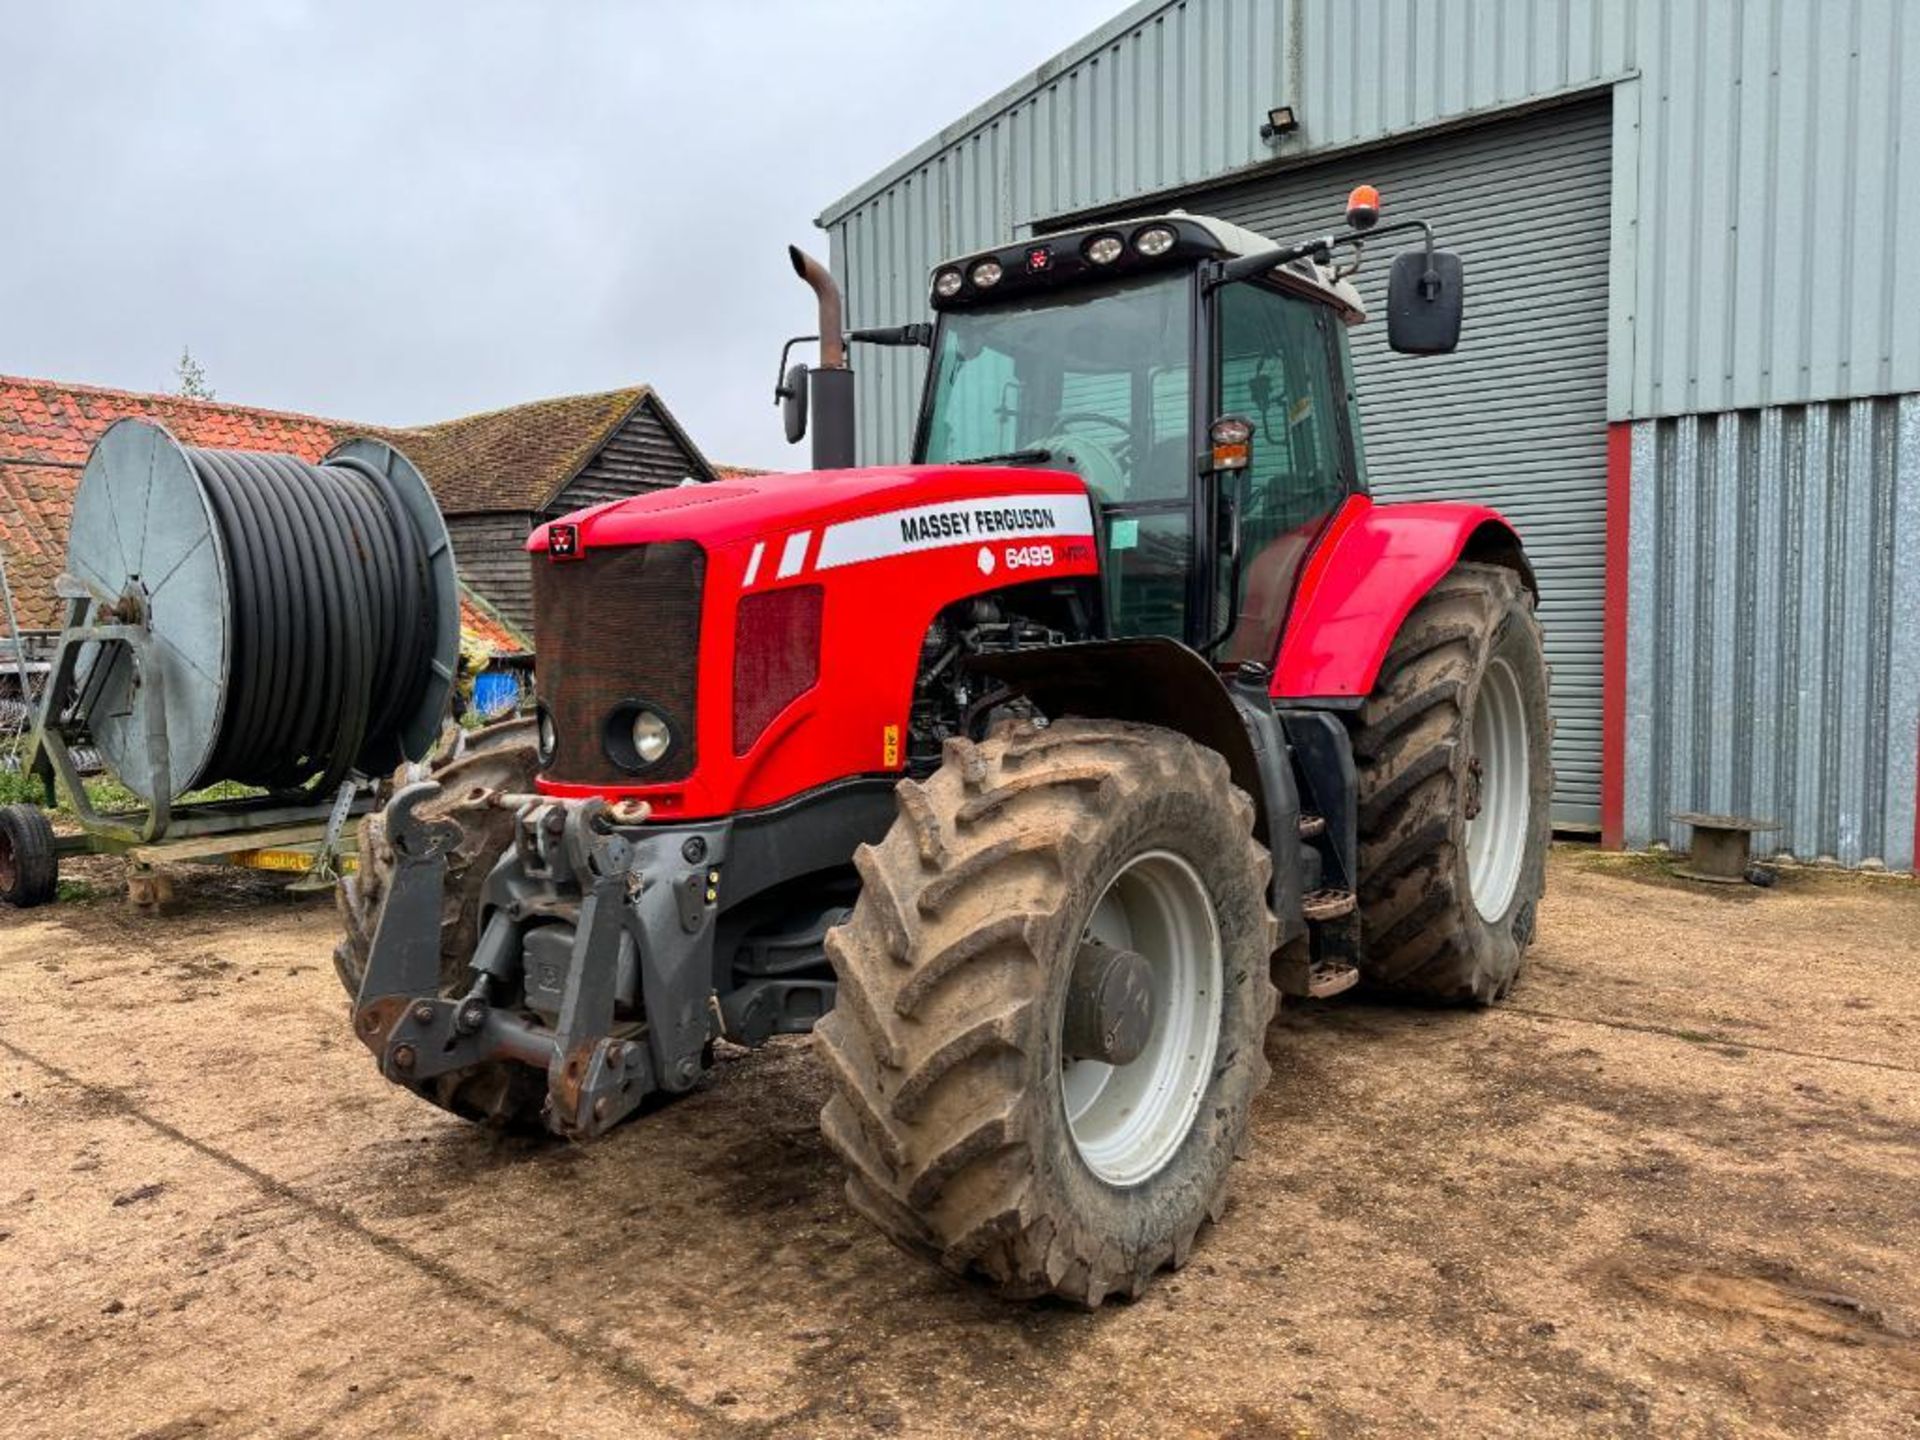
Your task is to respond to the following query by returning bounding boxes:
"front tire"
[815,718,1277,1306]
[1348,563,1551,1002]
[334,716,545,1126]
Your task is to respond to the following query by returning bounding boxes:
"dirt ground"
[0,848,1916,1440]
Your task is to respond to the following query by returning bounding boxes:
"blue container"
[472,669,521,719]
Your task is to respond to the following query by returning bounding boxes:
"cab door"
[1210,282,1360,666]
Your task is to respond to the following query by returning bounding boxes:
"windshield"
[917,273,1192,506]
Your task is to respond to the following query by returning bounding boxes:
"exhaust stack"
[787,245,855,470]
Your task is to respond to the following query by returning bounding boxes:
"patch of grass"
[0,743,267,819]
[0,768,43,806]
[1671,1029,1720,1045]
[55,878,100,904]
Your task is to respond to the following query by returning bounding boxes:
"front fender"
[969,637,1308,942]
[1271,495,1534,701]
[969,638,1267,840]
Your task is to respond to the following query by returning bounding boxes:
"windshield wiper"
[950,448,1054,467]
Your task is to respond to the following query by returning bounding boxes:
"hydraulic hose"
[186,446,437,793]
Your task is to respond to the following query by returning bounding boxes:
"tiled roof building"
[0,375,730,649]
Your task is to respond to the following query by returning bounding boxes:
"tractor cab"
[801,197,1466,666]
[919,208,1463,662]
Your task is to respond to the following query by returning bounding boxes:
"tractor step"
[1271,948,1361,999]
[1301,887,1355,921]
[1298,812,1326,839]
[1306,960,1360,999]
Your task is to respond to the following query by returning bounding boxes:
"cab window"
[919,274,1191,507]
[1214,282,1351,662]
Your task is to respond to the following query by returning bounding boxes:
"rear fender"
[1271,495,1534,701]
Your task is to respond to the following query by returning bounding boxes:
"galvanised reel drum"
[65,419,459,802]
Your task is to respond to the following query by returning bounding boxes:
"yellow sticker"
[230,848,358,874]
[882,724,901,768]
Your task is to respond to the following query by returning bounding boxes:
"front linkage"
[350,782,727,1137]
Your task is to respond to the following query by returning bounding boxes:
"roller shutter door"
[1176,98,1613,826]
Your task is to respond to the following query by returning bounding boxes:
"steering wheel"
[1053,411,1133,442]
[1052,411,1136,472]
[1037,426,1130,503]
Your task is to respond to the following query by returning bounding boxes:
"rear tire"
[0,804,57,908]
[1347,563,1551,1003]
[815,718,1277,1306]
[334,716,545,1126]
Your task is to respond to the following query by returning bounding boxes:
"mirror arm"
[1208,217,1437,289]
[773,334,817,403]
[780,324,931,403]
[848,323,933,348]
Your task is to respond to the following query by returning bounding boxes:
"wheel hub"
[1060,850,1222,1188]
[1062,939,1154,1066]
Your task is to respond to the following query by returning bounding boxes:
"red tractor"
[338,191,1550,1306]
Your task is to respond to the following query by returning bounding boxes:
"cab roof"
[929,211,1367,324]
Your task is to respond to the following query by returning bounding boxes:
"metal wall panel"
[1623,395,1920,872]
[823,0,1920,462]
[1627,0,1920,422]
[1180,99,1611,826]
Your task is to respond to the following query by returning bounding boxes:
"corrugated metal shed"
[823,0,1920,462]
[1623,395,1920,871]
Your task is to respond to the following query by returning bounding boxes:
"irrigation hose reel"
[45,418,460,823]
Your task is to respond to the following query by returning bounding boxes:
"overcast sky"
[1,1,1121,468]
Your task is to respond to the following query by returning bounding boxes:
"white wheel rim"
[1061,850,1222,1187]
[1466,656,1530,922]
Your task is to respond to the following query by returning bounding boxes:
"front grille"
[532,541,704,784]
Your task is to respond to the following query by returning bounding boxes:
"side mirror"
[780,363,809,444]
[1386,248,1464,355]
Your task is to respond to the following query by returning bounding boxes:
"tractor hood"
[523,461,1103,821]
[526,464,1094,556]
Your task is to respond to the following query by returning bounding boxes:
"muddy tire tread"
[1347,563,1551,1003]
[816,717,1277,1306]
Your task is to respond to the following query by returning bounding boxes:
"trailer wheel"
[1348,563,1551,1003]
[815,718,1277,1306]
[0,804,58,908]
[335,716,544,1125]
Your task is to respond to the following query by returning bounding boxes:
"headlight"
[631,710,671,766]
[1133,225,1176,257]
[602,700,675,773]
[535,705,557,767]
[933,267,964,298]
[970,258,1004,289]
[1084,233,1124,265]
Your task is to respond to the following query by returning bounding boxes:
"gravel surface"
[0,847,1915,1438]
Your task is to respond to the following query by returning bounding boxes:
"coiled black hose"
[185,447,436,793]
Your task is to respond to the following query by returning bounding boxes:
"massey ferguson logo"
[790,492,1097,579]
[898,504,1059,544]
